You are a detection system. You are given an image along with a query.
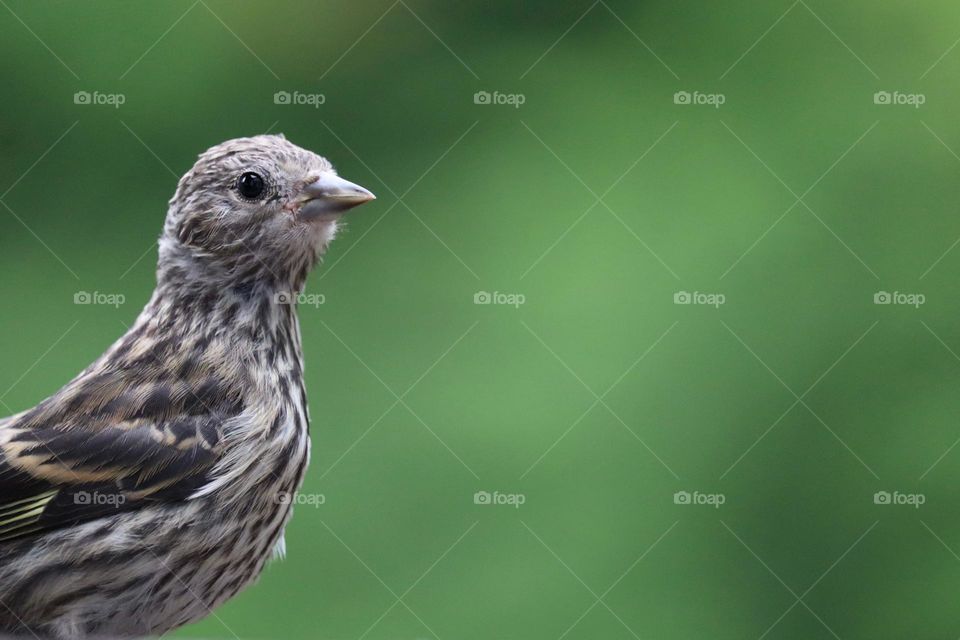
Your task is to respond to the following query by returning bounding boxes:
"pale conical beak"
[297,174,376,221]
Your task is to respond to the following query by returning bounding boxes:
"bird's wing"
[0,411,223,542]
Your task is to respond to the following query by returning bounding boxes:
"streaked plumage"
[0,135,375,638]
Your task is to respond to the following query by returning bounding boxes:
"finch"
[0,135,375,639]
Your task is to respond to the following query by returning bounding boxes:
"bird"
[0,135,375,639]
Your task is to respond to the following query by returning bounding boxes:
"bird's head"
[159,134,375,289]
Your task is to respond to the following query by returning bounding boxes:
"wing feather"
[0,415,224,542]
[0,331,242,543]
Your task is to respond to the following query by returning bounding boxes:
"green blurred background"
[1,0,960,637]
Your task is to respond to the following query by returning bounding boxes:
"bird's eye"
[237,172,266,200]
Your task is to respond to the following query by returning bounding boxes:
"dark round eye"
[237,172,266,200]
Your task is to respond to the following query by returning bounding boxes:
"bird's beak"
[296,173,376,222]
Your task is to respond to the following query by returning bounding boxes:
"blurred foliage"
[1,0,960,638]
